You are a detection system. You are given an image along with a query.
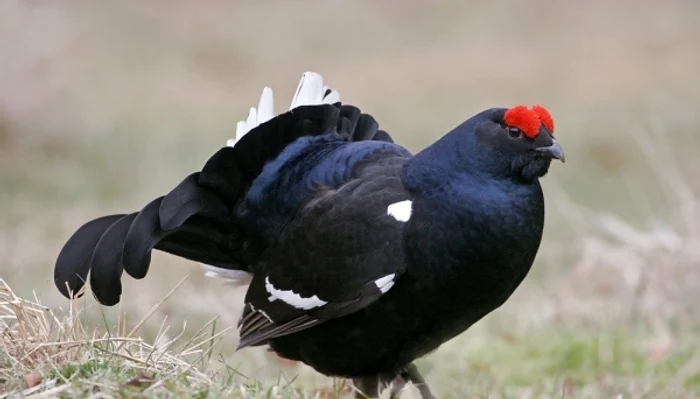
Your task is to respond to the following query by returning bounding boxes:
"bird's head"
[446,104,564,182]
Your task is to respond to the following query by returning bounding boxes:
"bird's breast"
[403,184,544,330]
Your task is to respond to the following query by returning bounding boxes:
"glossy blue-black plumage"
[239,135,410,240]
[53,95,561,399]
[257,108,549,379]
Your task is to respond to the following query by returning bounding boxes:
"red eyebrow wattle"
[532,105,554,134]
[503,105,540,139]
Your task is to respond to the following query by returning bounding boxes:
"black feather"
[373,130,393,143]
[54,214,126,298]
[121,197,167,279]
[88,213,137,305]
[230,104,341,183]
[54,102,392,304]
[158,173,229,231]
[198,147,244,204]
[351,114,379,141]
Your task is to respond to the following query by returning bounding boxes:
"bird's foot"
[353,374,403,398]
[400,363,436,399]
[352,364,435,399]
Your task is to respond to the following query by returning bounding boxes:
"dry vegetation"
[1,0,700,398]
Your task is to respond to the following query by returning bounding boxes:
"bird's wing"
[237,155,412,348]
[53,71,404,310]
[54,98,394,305]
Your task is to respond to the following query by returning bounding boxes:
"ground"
[1,1,700,398]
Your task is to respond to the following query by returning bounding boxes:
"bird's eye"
[508,127,522,138]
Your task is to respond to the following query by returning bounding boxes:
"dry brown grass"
[0,278,363,398]
[0,278,234,397]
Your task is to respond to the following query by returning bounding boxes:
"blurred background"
[2,0,700,397]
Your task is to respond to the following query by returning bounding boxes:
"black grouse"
[54,72,564,398]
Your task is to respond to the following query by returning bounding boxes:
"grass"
[0,279,345,398]
[3,273,700,398]
[2,0,700,398]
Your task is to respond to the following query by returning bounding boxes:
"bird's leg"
[400,363,436,399]
[353,373,405,399]
[353,376,381,398]
[387,374,408,398]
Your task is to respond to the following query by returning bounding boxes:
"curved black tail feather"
[54,102,393,306]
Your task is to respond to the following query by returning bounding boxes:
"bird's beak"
[536,139,565,163]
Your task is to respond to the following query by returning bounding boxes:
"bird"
[53,71,564,399]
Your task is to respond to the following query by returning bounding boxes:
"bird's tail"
[53,72,393,306]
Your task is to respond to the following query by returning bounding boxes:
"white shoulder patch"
[387,200,412,222]
[226,71,340,147]
[264,276,328,310]
[374,273,396,294]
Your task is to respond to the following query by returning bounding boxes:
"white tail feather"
[257,87,274,124]
[227,71,340,147]
[245,107,257,129]
[290,71,324,108]
[323,88,340,104]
